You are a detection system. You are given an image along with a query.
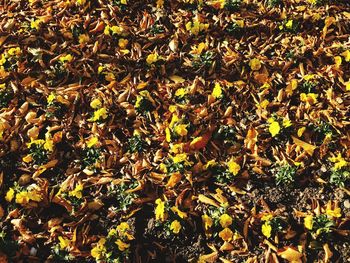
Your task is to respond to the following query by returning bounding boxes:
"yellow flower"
[258,99,269,109]
[207,0,225,9]
[27,138,45,148]
[108,228,117,237]
[304,215,313,230]
[329,153,348,171]
[98,65,104,74]
[0,54,6,65]
[91,238,106,260]
[227,159,240,175]
[110,25,124,35]
[185,19,209,35]
[172,153,188,163]
[44,132,54,152]
[58,236,71,250]
[341,50,350,62]
[78,34,90,44]
[205,160,217,169]
[326,207,341,218]
[282,118,292,128]
[191,42,208,55]
[121,0,127,3]
[15,191,31,205]
[134,95,143,109]
[170,143,183,154]
[69,183,83,199]
[116,222,130,233]
[169,114,180,128]
[334,56,342,68]
[212,83,223,99]
[269,121,280,137]
[219,227,233,242]
[202,214,213,231]
[169,105,177,112]
[346,81,350,91]
[115,239,130,251]
[165,127,171,142]
[307,0,317,4]
[171,206,187,219]
[47,93,56,104]
[175,88,187,98]
[44,139,54,152]
[174,124,188,137]
[155,198,167,222]
[7,47,21,56]
[249,58,261,71]
[116,222,134,241]
[59,54,73,63]
[87,136,99,148]
[90,107,108,122]
[300,93,318,104]
[297,127,306,137]
[262,222,272,238]
[90,98,102,109]
[303,74,315,81]
[170,220,181,234]
[261,213,273,221]
[285,20,293,29]
[118,38,128,49]
[76,0,86,5]
[5,188,15,202]
[219,214,233,228]
[146,53,159,65]
[159,163,168,173]
[30,19,41,30]
[28,190,42,202]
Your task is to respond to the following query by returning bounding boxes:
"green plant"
[135,97,154,113]
[192,51,215,69]
[0,229,18,258]
[210,164,232,184]
[300,79,318,93]
[213,125,235,143]
[51,244,75,261]
[225,0,241,11]
[274,164,297,185]
[29,143,49,165]
[128,135,145,153]
[82,147,101,168]
[225,22,242,36]
[268,0,282,7]
[113,0,128,10]
[149,24,165,35]
[0,85,13,108]
[109,182,138,212]
[165,159,190,174]
[309,214,334,240]
[330,169,349,187]
[309,0,327,6]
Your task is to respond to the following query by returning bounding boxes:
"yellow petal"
[269,121,281,137]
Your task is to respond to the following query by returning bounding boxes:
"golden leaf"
[198,194,220,207]
[277,247,303,262]
[292,136,316,156]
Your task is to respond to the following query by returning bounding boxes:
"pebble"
[344,199,350,209]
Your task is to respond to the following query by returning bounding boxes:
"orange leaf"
[166,173,182,188]
[190,131,212,150]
